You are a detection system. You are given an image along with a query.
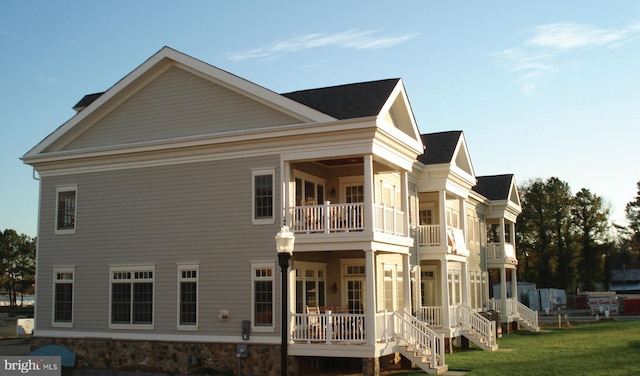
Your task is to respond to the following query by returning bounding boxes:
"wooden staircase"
[393,311,449,374]
[456,304,499,351]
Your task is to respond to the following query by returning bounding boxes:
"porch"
[416,225,469,257]
[289,310,448,374]
[486,298,540,332]
[290,201,405,236]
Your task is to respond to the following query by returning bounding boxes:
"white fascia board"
[23,46,335,160]
[377,79,422,142]
[372,139,416,171]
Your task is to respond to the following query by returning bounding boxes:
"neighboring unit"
[22,47,537,376]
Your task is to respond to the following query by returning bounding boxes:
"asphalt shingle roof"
[281,78,400,120]
[473,174,514,200]
[417,131,462,165]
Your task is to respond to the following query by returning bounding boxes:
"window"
[294,172,325,205]
[53,268,74,327]
[55,186,77,234]
[110,267,154,328]
[419,209,433,225]
[251,263,274,331]
[178,264,198,329]
[252,169,275,224]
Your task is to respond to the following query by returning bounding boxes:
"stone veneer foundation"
[31,338,403,375]
[31,337,288,375]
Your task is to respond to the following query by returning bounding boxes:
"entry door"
[421,269,436,306]
[345,278,365,314]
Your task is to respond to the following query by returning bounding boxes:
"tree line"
[516,178,640,293]
[0,229,36,307]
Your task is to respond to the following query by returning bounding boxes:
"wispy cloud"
[227,29,419,62]
[493,21,640,96]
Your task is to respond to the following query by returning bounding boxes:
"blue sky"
[2,1,639,237]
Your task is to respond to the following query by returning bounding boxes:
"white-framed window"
[251,262,275,332]
[419,209,433,225]
[52,267,74,327]
[467,215,480,245]
[252,168,275,225]
[294,262,326,313]
[109,266,154,329]
[55,185,77,235]
[177,264,199,330]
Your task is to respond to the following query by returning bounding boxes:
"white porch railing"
[291,202,364,234]
[487,298,539,332]
[377,310,445,370]
[486,243,518,264]
[292,311,366,343]
[454,304,496,349]
[417,225,441,246]
[374,204,405,236]
[415,305,444,327]
[290,202,406,236]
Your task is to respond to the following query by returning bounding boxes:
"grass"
[439,320,640,375]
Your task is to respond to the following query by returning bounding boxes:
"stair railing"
[393,310,445,369]
[456,305,496,349]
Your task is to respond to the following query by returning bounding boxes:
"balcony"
[486,242,518,265]
[416,225,469,257]
[290,202,405,236]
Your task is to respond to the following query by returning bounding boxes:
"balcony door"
[342,261,366,314]
[294,172,325,206]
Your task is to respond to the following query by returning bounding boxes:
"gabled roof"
[473,174,515,200]
[282,79,400,120]
[417,131,462,165]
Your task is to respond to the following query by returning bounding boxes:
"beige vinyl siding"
[56,66,300,152]
[36,154,281,337]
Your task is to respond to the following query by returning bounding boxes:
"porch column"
[401,170,409,237]
[462,262,469,307]
[365,248,376,345]
[499,218,506,250]
[441,258,450,328]
[439,190,447,246]
[500,267,508,316]
[364,155,375,234]
[459,197,466,234]
[510,222,516,248]
[283,161,291,225]
[403,253,411,313]
[511,268,518,302]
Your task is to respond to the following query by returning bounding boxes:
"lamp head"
[275,225,295,254]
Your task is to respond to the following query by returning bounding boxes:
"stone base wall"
[30,337,285,375]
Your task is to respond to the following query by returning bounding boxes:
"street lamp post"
[275,225,295,376]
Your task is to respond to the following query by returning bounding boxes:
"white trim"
[251,168,276,225]
[51,266,75,328]
[32,329,281,344]
[250,261,276,333]
[177,263,199,331]
[23,46,335,159]
[54,185,77,235]
[108,265,155,330]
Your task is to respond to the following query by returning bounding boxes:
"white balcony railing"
[292,311,366,343]
[486,242,518,264]
[290,202,406,236]
[374,203,405,236]
[417,225,441,246]
[416,305,444,327]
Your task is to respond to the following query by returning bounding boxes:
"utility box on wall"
[242,320,250,340]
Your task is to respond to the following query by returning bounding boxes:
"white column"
[462,262,469,307]
[364,155,375,234]
[459,198,466,233]
[365,248,376,345]
[403,253,411,313]
[499,218,506,250]
[500,267,508,315]
[401,170,409,237]
[511,268,518,302]
[441,258,450,328]
[283,161,291,226]
[439,190,447,247]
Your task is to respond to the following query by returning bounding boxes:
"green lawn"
[440,320,640,375]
